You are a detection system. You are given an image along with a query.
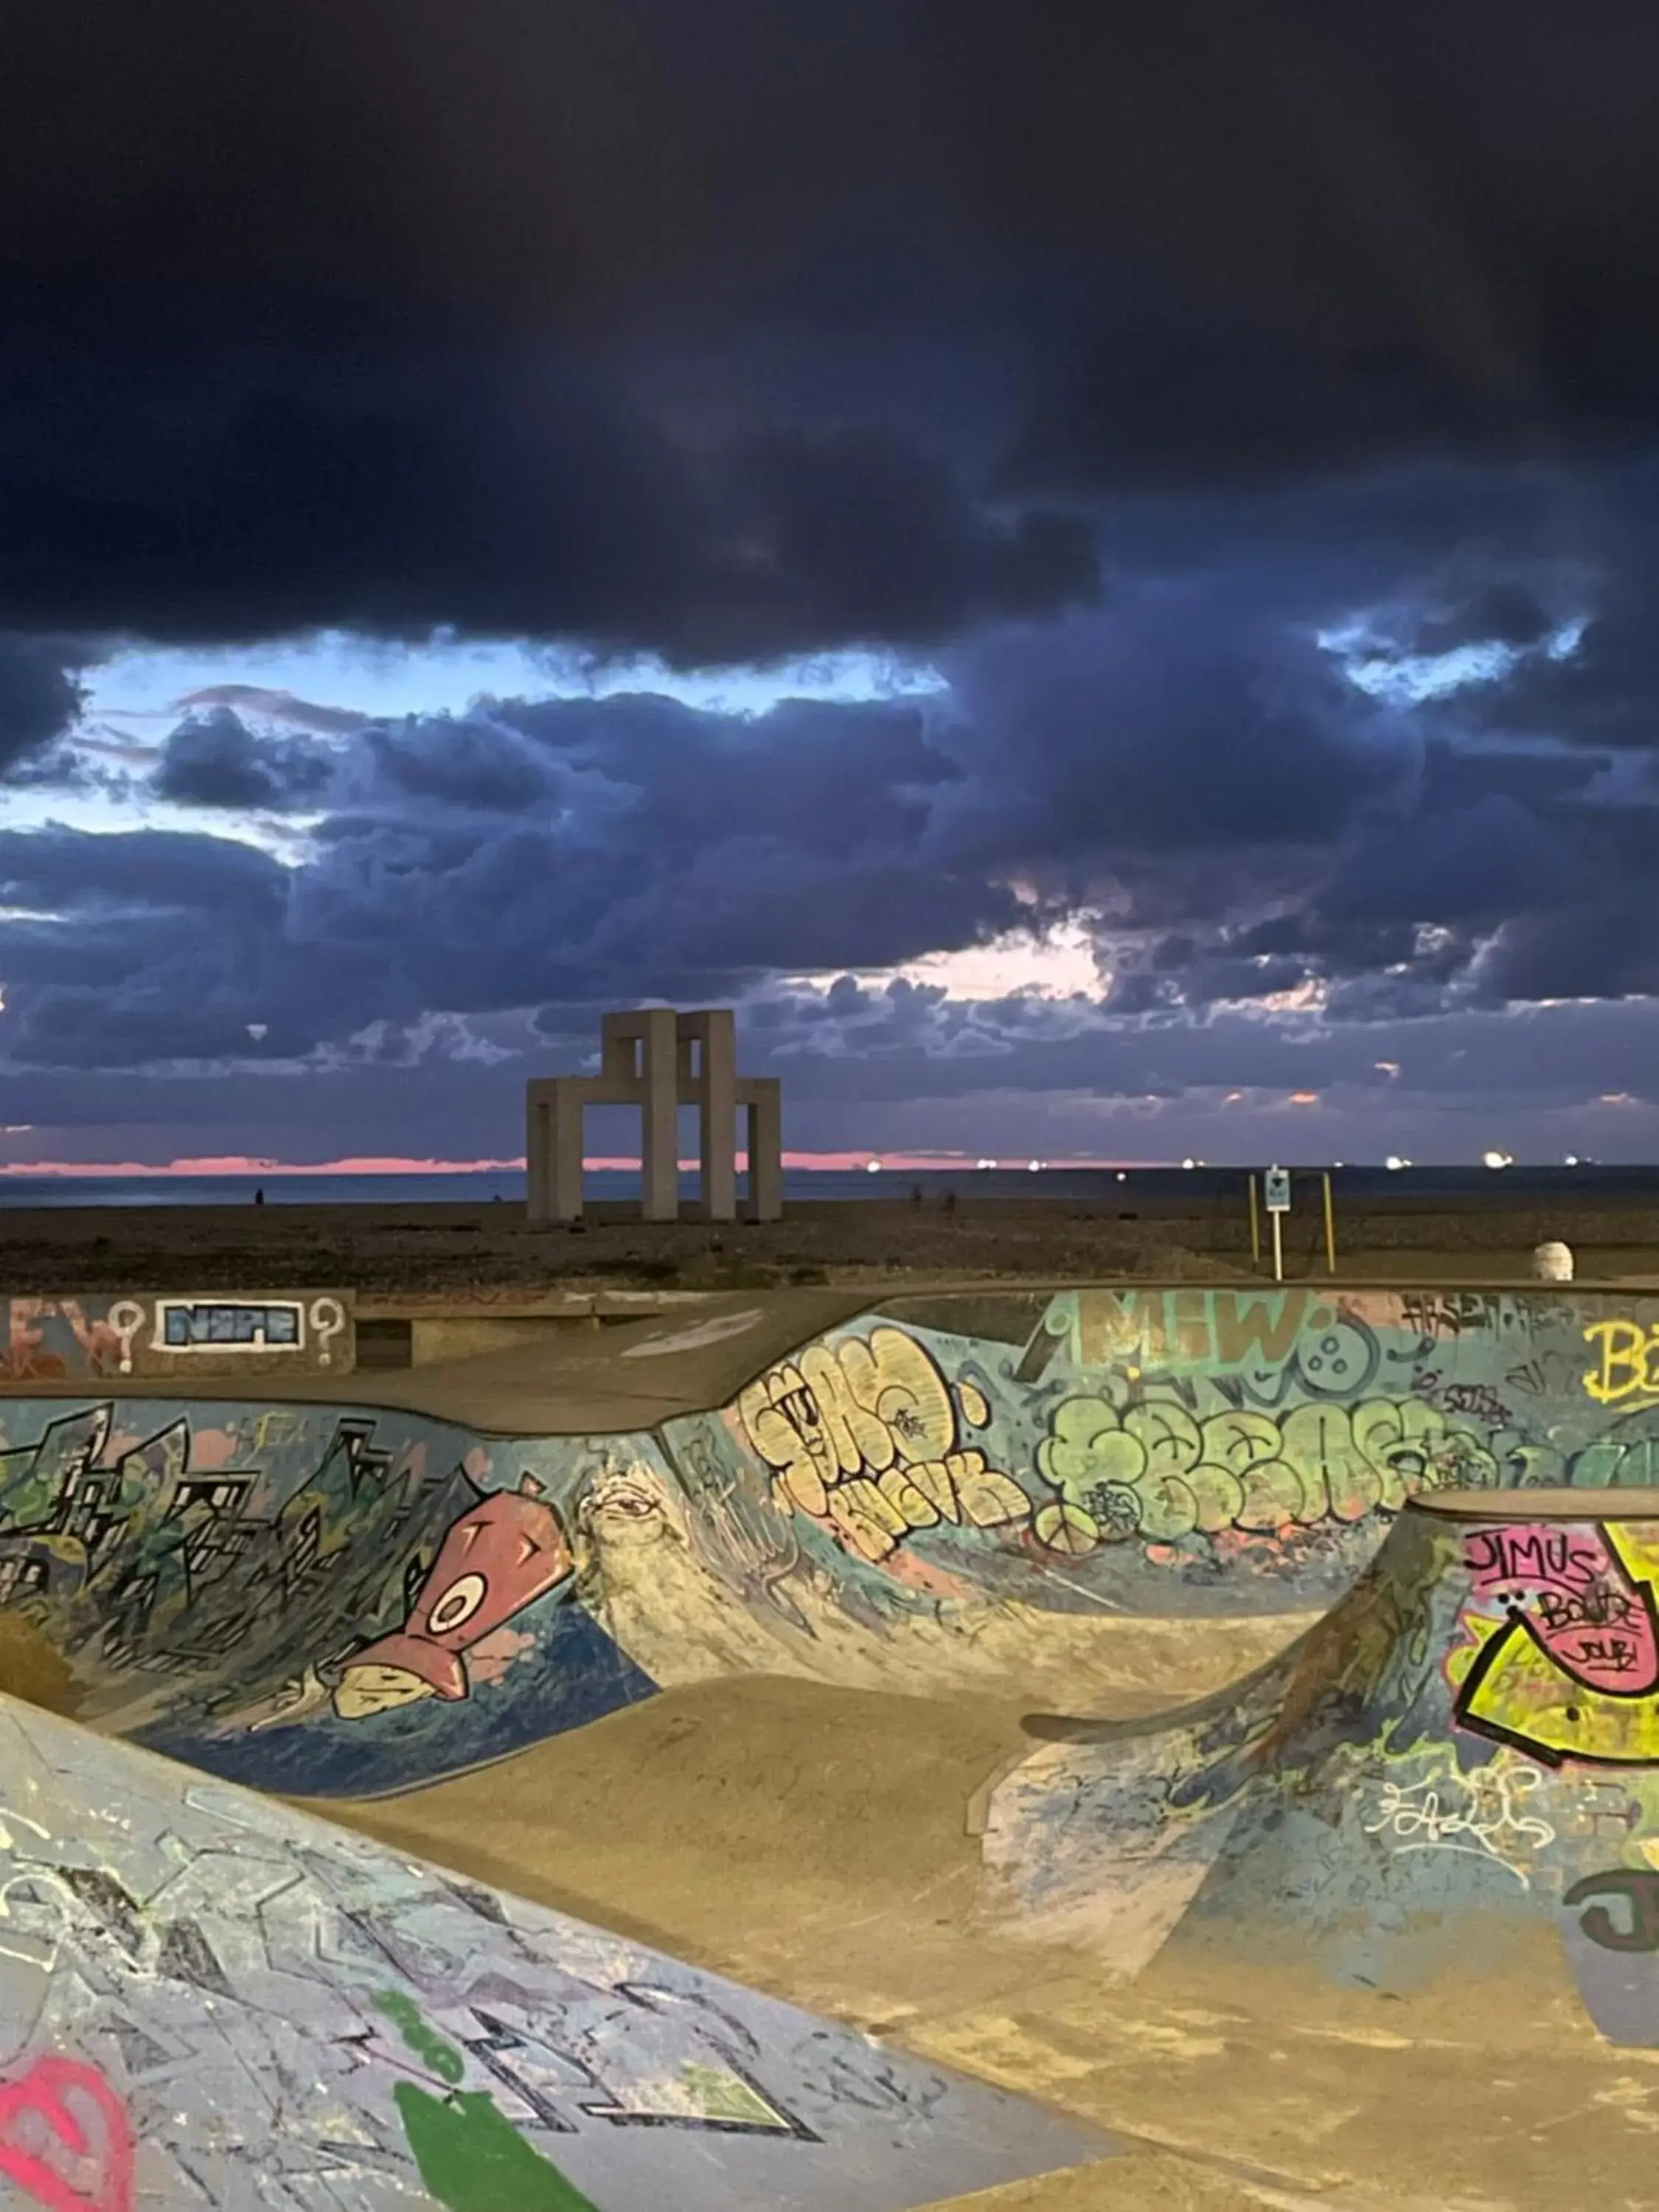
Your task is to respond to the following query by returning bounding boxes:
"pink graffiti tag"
[1466,1523,1659,1695]
[0,2056,133,2212]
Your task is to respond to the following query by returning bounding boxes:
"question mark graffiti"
[106,1303,145,1377]
[307,1298,346,1369]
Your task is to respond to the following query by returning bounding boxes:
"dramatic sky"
[6,1,1659,1171]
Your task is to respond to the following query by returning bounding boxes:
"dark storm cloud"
[930,593,1415,894]
[355,717,560,814]
[7,574,1657,1082]
[1315,795,1585,931]
[0,691,1009,1071]
[150,708,335,811]
[12,1,1659,1147]
[1,5,1659,657]
[0,824,412,1069]
[1415,738,1604,813]
[1467,590,1659,751]
[293,693,1019,1014]
[0,355,1100,661]
[0,636,88,781]
[1409,580,1557,657]
[0,826,286,917]
[1462,801,1659,1006]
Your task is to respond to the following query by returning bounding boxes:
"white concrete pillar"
[695,1009,737,1222]
[745,1080,782,1222]
[550,1078,587,1223]
[637,1006,681,1222]
[525,1083,553,1228]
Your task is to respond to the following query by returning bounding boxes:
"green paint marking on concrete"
[376,1988,601,2208]
[373,1986,465,2084]
[393,2083,602,2212]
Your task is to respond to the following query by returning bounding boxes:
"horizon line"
[0,1150,1165,1178]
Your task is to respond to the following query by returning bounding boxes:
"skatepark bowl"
[6,1281,1659,2204]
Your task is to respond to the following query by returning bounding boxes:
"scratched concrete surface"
[0,1692,1118,2210]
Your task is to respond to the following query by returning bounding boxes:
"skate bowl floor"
[5,1281,1659,2204]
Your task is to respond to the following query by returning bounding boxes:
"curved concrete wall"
[976,1491,1659,2048]
[0,1285,1655,1795]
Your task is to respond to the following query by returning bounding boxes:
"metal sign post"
[1264,1164,1290,1283]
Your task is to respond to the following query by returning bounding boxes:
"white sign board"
[1264,1167,1291,1214]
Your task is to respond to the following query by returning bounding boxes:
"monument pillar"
[744,1079,782,1223]
[680,1008,737,1223]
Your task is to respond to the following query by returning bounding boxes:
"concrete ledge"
[1,1289,355,1380]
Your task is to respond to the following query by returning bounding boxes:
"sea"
[3,1164,1658,1212]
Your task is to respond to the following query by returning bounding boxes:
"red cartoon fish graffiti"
[334,1476,573,1718]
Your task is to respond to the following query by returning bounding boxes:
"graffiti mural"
[0,1301,133,1385]
[974,1490,1659,2048]
[1565,1867,1659,1952]
[1584,1317,1659,1407]
[849,1289,1659,1609]
[735,1325,1028,1564]
[335,1478,576,1719]
[10,1287,1659,1797]
[703,1290,1659,1634]
[0,1400,658,1797]
[1450,1519,1659,1764]
[1031,1391,1490,1545]
[0,2053,132,2212]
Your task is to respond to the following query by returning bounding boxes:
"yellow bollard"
[1248,1173,1261,1267]
[1322,1170,1337,1275]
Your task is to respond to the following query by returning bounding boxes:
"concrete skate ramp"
[978,1487,1659,2048]
[0,1284,1658,1798]
[0,1689,1114,2209]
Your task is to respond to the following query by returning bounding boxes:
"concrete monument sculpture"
[526,1006,782,1226]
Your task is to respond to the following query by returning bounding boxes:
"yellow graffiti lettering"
[738,1330,1030,1559]
[1583,1319,1659,1405]
[252,1407,308,1451]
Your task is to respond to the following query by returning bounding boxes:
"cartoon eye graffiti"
[332,1477,574,1721]
[425,1573,487,1635]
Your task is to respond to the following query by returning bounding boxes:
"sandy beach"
[4,1191,1659,1301]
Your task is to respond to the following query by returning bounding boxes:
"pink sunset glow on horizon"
[0,1149,1157,1179]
